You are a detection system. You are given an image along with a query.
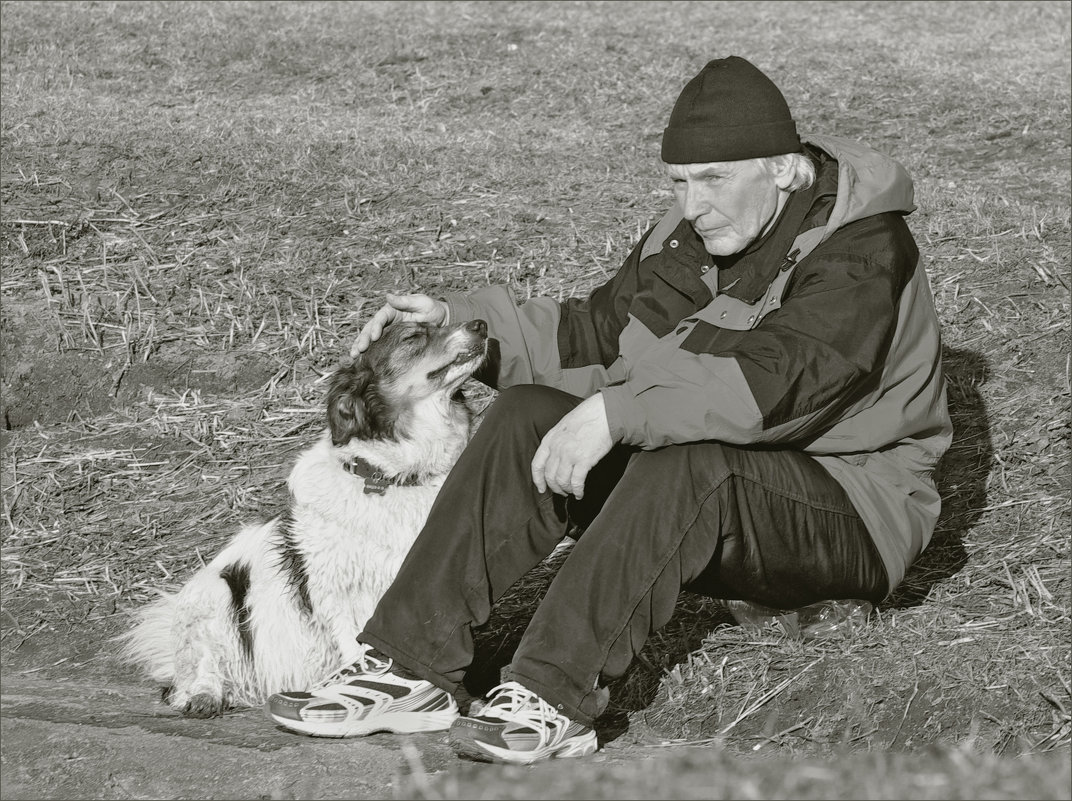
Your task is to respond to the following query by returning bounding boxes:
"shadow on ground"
[886,346,992,609]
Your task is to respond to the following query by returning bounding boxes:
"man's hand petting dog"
[531,393,614,500]
[353,293,449,356]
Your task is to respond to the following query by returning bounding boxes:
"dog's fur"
[119,318,488,717]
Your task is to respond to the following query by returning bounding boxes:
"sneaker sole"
[267,707,459,738]
[449,729,598,765]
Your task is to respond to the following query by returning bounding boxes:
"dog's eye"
[403,330,426,342]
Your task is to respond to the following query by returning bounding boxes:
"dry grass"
[1,1,1069,798]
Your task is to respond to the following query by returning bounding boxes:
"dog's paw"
[183,693,226,718]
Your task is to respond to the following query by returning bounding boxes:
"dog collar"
[343,457,421,495]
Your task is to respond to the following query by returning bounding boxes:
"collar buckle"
[343,457,419,494]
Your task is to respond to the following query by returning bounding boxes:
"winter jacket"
[444,135,952,594]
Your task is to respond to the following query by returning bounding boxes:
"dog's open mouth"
[427,343,486,382]
[453,343,487,365]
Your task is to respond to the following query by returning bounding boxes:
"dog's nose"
[466,319,487,336]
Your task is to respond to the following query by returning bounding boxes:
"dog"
[119,318,488,717]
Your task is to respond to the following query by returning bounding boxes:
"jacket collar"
[712,153,834,303]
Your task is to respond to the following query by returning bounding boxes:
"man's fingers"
[352,307,396,355]
[545,458,579,498]
[351,322,380,356]
[373,306,396,330]
[531,443,549,494]
[548,471,567,496]
[533,446,572,497]
[385,293,432,314]
[569,467,587,500]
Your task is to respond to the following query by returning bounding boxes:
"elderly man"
[266,56,951,765]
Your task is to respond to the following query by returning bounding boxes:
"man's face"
[667,159,785,256]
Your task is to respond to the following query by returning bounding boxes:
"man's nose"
[680,184,707,221]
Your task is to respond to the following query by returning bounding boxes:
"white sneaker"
[265,652,458,738]
[449,681,598,764]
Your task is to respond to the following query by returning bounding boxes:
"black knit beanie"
[661,56,801,163]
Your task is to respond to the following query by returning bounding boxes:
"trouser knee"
[479,384,581,438]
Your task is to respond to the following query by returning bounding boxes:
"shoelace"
[481,681,562,747]
[313,649,392,690]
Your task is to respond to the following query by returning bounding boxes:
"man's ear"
[769,154,796,191]
[326,360,392,445]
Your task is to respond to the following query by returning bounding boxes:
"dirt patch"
[1,682,448,801]
[0,617,660,801]
[1,298,282,429]
[1,612,439,801]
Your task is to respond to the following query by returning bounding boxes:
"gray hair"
[758,152,816,192]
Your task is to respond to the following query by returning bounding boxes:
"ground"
[5,626,1068,801]
[2,2,1070,799]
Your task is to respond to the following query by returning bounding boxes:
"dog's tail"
[115,590,180,684]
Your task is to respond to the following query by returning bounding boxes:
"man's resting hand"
[531,393,614,500]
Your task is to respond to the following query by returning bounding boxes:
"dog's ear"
[326,360,392,445]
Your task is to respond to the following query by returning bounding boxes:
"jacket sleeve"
[444,227,658,395]
[600,214,918,449]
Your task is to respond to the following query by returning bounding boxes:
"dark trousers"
[360,385,888,727]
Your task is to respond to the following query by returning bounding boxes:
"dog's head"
[326,319,488,446]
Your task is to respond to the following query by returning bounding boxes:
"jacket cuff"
[599,384,642,446]
[443,292,479,325]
